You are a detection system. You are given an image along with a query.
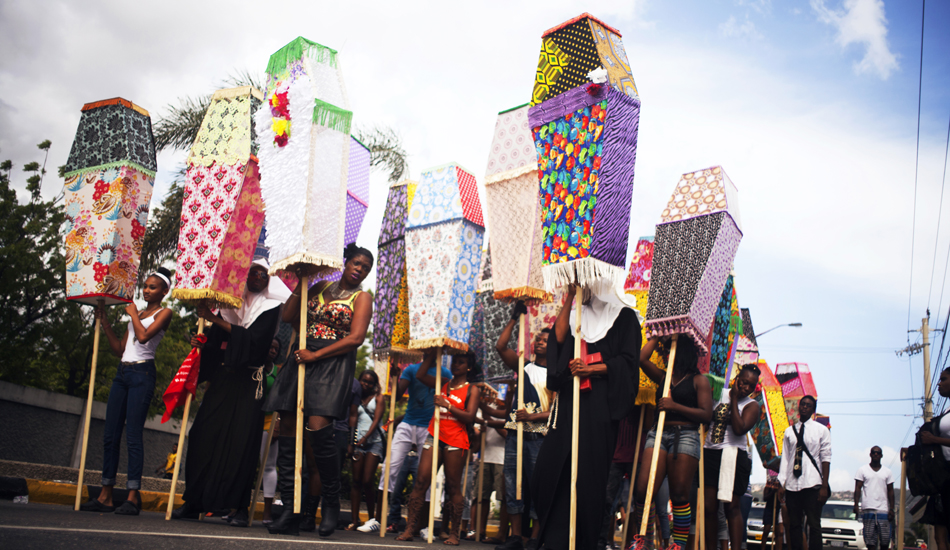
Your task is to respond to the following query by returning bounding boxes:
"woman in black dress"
[264,243,374,536]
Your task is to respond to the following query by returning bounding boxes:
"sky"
[2,0,950,490]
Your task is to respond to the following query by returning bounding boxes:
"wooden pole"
[427,348,444,544]
[475,427,487,543]
[897,453,906,550]
[621,404,647,546]
[516,311,525,500]
[640,336,678,535]
[462,449,471,499]
[697,425,705,550]
[74,299,104,510]
[249,413,277,527]
[769,494,778,550]
[380,361,398,538]
[569,292,582,550]
[294,276,308,514]
[165,318,205,520]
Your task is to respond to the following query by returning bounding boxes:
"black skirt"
[263,337,355,420]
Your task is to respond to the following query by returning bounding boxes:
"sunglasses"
[871,450,883,455]
[248,270,269,279]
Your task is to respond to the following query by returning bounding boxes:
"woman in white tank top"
[701,364,762,550]
[80,268,173,516]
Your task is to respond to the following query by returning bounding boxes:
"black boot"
[298,494,321,532]
[171,500,200,520]
[267,436,301,536]
[308,426,341,537]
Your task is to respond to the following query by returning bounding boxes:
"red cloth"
[161,334,207,423]
[428,382,471,450]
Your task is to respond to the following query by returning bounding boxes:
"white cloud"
[811,0,900,79]
[719,15,764,40]
[829,468,855,491]
[846,445,900,467]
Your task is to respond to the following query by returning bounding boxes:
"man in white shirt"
[853,446,894,550]
[777,395,831,550]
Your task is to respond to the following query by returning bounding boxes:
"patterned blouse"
[307,285,362,340]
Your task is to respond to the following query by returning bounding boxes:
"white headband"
[151,272,171,289]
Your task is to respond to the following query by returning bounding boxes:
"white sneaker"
[420,527,429,539]
[357,518,380,533]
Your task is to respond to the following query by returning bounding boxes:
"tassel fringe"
[171,288,244,309]
[266,36,337,76]
[541,257,626,295]
[63,160,156,179]
[645,316,710,356]
[635,386,656,406]
[493,286,553,304]
[268,252,343,276]
[407,337,469,354]
[312,99,353,134]
[373,346,424,364]
[705,373,725,401]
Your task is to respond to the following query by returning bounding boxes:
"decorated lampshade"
[749,359,789,468]
[484,105,549,302]
[317,136,371,284]
[778,362,818,426]
[405,163,485,351]
[254,36,352,276]
[172,87,265,308]
[373,180,420,365]
[529,15,641,291]
[645,166,743,353]
[473,249,519,380]
[530,13,640,106]
[63,98,157,305]
[623,236,667,405]
[703,275,743,400]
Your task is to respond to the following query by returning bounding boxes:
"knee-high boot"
[267,436,301,536]
[308,426,341,537]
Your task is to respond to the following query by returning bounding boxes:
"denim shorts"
[424,434,465,453]
[643,425,702,460]
[354,432,385,458]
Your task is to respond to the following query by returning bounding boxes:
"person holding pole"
[264,244,374,536]
[531,284,641,550]
[396,350,482,544]
[495,304,552,550]
[80,268,173,515]
[631,336,712,550]
[702,364,761,550]
[171,259,289,526]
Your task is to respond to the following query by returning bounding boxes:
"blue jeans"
[101,361,156,490]
[387,448,419,524]
[504,434,543,516]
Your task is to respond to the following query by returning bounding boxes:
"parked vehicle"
[820,500,867,550]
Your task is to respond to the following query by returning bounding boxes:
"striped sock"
[633,499,646,533]
[671,500,691,546]
[646,502,657,543]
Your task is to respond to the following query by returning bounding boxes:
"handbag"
[907,411,950,496]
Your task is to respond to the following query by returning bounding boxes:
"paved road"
[0,501,487,549]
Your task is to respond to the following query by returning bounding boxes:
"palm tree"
[139,71,409,281]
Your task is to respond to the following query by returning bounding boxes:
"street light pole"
[754,323,803,339]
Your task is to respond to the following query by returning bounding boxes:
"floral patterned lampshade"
[173,86,266,309]
[405,163,485,352]
[254,36,352,277]
[750,359,789,468]
[63,98,157,305]
[645,166,743,354]
[622,236,668,405]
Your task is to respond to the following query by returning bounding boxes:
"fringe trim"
[407,337,469,354]
[634,386,656,406]
[493,286,552,304]
[705,373,725,402]
[540,257,626,294]
[312,99,353,134]
[484,163,538,185]
[266,36,338,76]
[374,346,424,363]
[171,288,244,309]
[63,160,156,179]
[81,97,149,117]
[268,252,343,276]
[211,86,264,101]
[644,316,710,356]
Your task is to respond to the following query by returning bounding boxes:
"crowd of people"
[76,245,950,550]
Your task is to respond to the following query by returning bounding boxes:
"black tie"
[793,422,806,478]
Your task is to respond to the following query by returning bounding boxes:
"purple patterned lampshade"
[318,136,371,284]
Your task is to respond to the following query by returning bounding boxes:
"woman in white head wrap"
[172,258,291,527]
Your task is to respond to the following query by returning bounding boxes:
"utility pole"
[922,316,934,422]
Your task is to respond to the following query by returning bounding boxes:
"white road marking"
[0,525,426,547]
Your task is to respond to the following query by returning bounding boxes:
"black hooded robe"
[531,307,641,550]
[182,307,279,511]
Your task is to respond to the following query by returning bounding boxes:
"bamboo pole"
[380,360,398,538]
[294,276,308,514]
[769,494,778,550]
[640,335,678,535]
[897,453,906,550]
[475,427,487,543]
[569,292,582,550]
[621,405,647,546]
[516,311,526,500]
[427,348,444,544]
[697,425,705,550]
[165,318,205,520]
[249,413,277,527]
[462,449,471,499]
[74,299,105,510]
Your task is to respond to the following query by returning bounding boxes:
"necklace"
[326,280,361,301]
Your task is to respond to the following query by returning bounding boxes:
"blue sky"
[1,0,949,489]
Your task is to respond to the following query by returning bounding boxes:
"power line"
[819,398,917,404]
[766,345,894,354]
[906,0,927,338]
[932,108,950,327]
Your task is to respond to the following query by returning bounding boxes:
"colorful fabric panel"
[708,275,736,378]
[741,308,758,348]
[378,181,411,246]
[187,87,262,167]
[408,164,484,229]
[64,99,157,177]
[63,166,154,305]
[660,166,742,231]
[750,360,788,467]
[372,240,406,354]
[587,18,639,100]
[623,236,654,292]
[476,289,518,380]
[485,169,547,301]
[486,104,536,178]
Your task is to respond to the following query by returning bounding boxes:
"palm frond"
[355,126,409,183]
[152,96,210,152]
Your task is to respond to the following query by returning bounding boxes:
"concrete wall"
[0,381,186,479]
